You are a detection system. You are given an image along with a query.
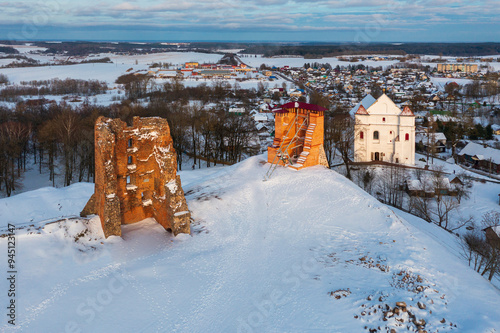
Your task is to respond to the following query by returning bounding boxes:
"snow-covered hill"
[1,155,500,332]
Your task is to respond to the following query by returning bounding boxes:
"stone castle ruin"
[267,102,329,172]
[81,116,190,238]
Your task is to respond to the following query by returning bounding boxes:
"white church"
[351,94,415,165]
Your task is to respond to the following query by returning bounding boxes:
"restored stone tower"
[268,102,329,170]
[81,116,190,238]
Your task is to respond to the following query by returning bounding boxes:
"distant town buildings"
[437,63,478,73]
[353,94,416,165]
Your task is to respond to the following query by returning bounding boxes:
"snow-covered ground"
[429,77,473,91]
[414,152,500,223]
[180,76,292,90]
[0,52,224,86]
[1,155,500,332]
[0,51,295,106]
[0,44,48,54]
[0,183,93,230]
[242,54,402,70]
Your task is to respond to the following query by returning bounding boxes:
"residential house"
[185,62,199,68]
[458,142,500,174]
[406,175,459,197]
[416,132,447,153]
[484,226,500,250]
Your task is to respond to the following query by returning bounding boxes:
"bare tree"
[433,196,459,230]
[376,165,406,208]
[409,168,462,230]
[462,230,491,274]
[454,171,472,204]
[0,121,31,196]
[462,211,500,282]
[325,106,354,179]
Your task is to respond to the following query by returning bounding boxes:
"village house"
[353,94,416,164]
[200,70,234,79]
[289,89,304,98]
[416,131,447,153]
[484,226,500,250]
[405,175,460,198]
[458,142,500,174]
[185,62,199,69]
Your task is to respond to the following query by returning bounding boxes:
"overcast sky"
[1,0,499,42]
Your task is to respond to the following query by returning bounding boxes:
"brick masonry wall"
[81,116,190,238]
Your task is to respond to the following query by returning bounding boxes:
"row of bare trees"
[0,79,261,196]
[0,103,104,196]
[407,168,473,231]
[0,121,31,196]
[323,103,355,179]
[350,164,473,231]
[0,78,108,101]
[0,102,103,196]
[144,100,259,170]
[117,75,260,105]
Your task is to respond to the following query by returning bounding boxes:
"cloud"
[111,1,194,12]
[0,0,498,42]
[112,2,138,11]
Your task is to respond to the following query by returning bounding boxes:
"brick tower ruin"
[81,116,190,238]
[267,102,329,175]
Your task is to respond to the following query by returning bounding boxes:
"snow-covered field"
[0,52,225,87]
[242,54,402,70]
[0,51,297,106]
[1,155,500,332]
[0,63,132,85]
[0,50,494,108]
[0,44,48,54]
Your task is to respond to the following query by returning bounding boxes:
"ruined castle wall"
[84,116,190,238]
[94,119,122,237]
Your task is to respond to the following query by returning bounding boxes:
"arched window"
[373,131,379,140]
[382,117,386,122]
[405,133,409,141]
[360,131,364,139]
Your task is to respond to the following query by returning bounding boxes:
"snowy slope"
[0,183,93,229]
[1,155,500,332]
